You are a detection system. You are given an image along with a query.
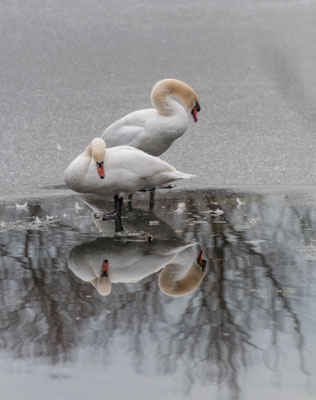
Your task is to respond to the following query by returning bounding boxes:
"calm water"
[0,189,315,400]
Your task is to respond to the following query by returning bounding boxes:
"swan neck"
[84,144,92,157]
[151,79,188,116]
[64,144,95,192]
[158,261,205,297]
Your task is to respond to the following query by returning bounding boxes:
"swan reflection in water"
[67,238,206,297]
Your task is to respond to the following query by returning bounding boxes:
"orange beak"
[192,106,198,122]
[191,101,200,123]
[101,260,109,277]
[96,161,105,179]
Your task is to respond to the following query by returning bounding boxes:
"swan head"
[91,138,106,179]
[181,90,200,123]
[91,260,112,296]
[151,79,201,122]
[95,278,111,296]
[176,83,200,122]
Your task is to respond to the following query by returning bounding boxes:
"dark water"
[0,189,316,400]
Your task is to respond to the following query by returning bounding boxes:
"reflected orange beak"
[197,250,207,271]
[96,161,105,179]
[101,260,109,277]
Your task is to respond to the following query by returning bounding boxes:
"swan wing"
[104,147,195,193]
[104,125,145,148]
[102,109,158,149]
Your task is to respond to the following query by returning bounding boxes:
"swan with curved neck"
[102,78,201,157]
[64,137,195,219]
[67,238,206,297]
[151,79,200,120]
[159,250,206,297]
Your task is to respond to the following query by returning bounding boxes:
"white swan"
[67,238,206,297]
[64,138,195,218]
[102,78,201,157]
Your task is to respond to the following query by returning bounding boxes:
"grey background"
[1,0,316,198]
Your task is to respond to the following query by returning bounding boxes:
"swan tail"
[175,171,196,180]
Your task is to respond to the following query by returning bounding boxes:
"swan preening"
[102,78,200,157]
[159,250,206,297]
[64,138,195,218]
[67,238,207,297]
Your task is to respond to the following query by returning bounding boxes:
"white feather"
[102,106,189,156]
[64,140,195,197]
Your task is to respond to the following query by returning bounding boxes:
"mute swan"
[67,237,206,297]
[64,138,195,219]
[102,79,200,157]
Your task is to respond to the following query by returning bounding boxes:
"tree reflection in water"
[0,190,315,399]
[67,237,206,297]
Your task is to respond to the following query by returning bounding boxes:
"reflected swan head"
[92,276,112,296]
[158,250,207,297]
[91,259,111,296]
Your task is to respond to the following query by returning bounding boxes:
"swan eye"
[195,101,201,112]
[96,161,103,168]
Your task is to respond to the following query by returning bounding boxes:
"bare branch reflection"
[0,190,315,399]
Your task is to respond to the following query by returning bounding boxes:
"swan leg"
[116,196,123,217]
[137,184,174,211]
[149,188,156,210]
[114,197,124,232]
[127,193,133,212]
[136,188,156,210]
[98,195,123,221]
[115,216,124,232]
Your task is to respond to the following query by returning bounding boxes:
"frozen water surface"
[0,188,316,399]
[1,0,316,198]
[1,0,316,398]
